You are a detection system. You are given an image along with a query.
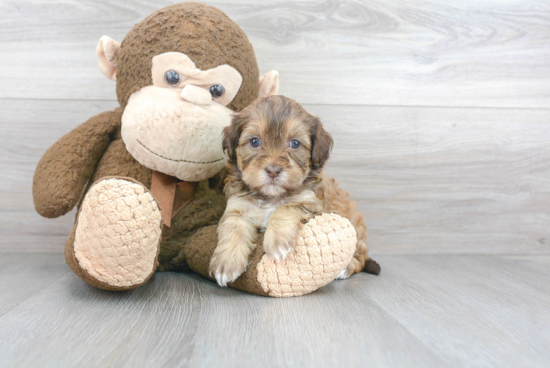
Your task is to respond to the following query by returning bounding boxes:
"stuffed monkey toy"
[33,2,378,297]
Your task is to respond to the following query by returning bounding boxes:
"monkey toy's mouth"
[136,139,224,165]
[121,86,232,182]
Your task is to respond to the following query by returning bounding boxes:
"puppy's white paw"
[213,268,244,287]
[335,269,350,280]
[263,227,295,262]
[265,246,291,262]
[209,249,248,287]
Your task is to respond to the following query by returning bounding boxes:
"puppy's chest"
[257,202,282,232]
[253,190,319,232]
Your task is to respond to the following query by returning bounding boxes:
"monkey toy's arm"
[33,108,122,218]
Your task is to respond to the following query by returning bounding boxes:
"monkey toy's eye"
[250,138,260,148]
[290,139,301,149]
[209,85,225,98]
[165,70,181,86]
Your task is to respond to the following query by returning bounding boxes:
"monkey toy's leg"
[183,213,359,297]
[65,177,162,291]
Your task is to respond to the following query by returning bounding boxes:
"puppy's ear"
[223,113,247,164]
[310,117,333,170]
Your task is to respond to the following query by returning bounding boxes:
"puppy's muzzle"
[265,165,283,178]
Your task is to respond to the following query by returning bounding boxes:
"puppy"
[209,95,371,286]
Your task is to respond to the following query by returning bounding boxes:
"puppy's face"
[224,96,333,197]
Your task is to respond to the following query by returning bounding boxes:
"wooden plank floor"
[0,253,549,368]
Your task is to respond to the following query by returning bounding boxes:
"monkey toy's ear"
[258,70,279,98]
[96,35,121,81]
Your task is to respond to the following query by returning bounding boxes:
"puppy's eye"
[209,85,225,98]
[290,139,301,149]
[165,70,181,86]
[250,138,260,148]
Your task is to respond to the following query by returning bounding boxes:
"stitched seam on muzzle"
[137,139,223,164]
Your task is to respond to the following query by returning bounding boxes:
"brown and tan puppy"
[210,95,372,286]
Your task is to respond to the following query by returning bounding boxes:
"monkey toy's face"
[121,52,244,181]
[95,3,279,182]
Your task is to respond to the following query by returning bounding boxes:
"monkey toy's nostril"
[265,165,283,178]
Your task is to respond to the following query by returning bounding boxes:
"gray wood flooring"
[1,253,549,368]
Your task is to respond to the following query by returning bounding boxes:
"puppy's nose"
[265,165,283,178]
[180,84,212,106]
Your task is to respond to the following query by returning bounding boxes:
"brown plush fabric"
[33,109,122,218]
[90,137,153,187]
[157,174,226,271]
[179,224,219,279]
[116,2,259,112]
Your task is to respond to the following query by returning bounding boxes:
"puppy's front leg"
[263,205,305,261]
[210,197,259,287]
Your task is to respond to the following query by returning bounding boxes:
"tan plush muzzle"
[121,86,232,182]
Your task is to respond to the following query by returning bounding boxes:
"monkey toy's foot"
[65,177,162,290]
[255,213,357,297]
